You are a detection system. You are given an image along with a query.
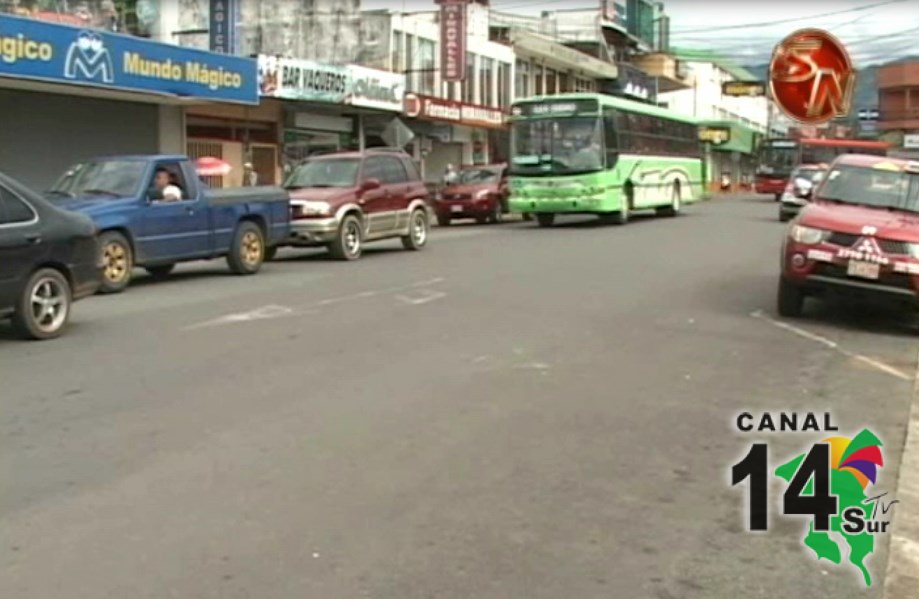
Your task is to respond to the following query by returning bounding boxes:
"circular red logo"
[769,29,855,124]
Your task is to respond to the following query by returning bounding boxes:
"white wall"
[660,61,770,133]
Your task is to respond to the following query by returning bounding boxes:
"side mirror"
[360,178,381,192]
[147,188,164,202]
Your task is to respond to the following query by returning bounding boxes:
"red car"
[285,149,431,261]
[434,164,509,226]
[778,154,919,317]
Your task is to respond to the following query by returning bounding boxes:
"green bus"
[507,93,705,226]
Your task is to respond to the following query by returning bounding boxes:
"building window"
[463,53,476,104]
[558,72,570,93]
[534,64,544,95]
[392,31,404,73]
[498,62,511,108]
[419,38,435,95]
[545,68,557,95]
[515,60,530,99]
[480,57,494,107]
[405,34,416,92]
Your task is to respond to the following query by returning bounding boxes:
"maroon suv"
[434,164,508,226]
[285,149,431,260]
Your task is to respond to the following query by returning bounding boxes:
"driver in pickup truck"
[154,168,183,202]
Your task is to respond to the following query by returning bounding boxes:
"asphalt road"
[2,196,917,598]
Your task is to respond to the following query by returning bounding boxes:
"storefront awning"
[0,13,258,105]
[510,29,618,80]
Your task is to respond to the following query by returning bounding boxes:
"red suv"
[434,164,508,226]
[285,149,431,260]
[779,155,919,317]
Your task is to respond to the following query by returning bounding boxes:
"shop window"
[498,62,511,108]
[545,69,557,95]
[405,35,416,92]
[392,31,404,72]
[0,187,36,225]
[419,38,436,95]
[515,60,530,99]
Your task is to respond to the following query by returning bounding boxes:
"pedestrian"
[443,163,458,186]
[244,162,258,187]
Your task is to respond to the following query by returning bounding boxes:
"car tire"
[402,208,429,251]
[437,215,452,227]
[98,230,133,294]
[489,201,503,224]
[536,213,555,227]
[329,214,362,261]
[12,268,72,340]
[264,246,278,261]
[777,277,805,317]
[227,221,265,275]
[145,264,175,280]
[779,211,791,223]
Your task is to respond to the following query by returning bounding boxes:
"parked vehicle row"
[2,148,437,340]
[778,154,919,319]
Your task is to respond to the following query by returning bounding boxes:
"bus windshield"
[758,144,798,177]
[511,117,603,176]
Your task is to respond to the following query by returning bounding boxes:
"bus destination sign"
[513,99,599,117]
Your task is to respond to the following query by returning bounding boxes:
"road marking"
[395,289,447,305]
[185,278,447,330]
[750,310,912,381]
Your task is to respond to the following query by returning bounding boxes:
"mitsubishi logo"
[854,236,883,256]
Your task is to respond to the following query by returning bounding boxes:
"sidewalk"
[884,350,919,598]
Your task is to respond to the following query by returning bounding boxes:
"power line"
[670,0,906,33]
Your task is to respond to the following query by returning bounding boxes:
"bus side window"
[603,109,619,167]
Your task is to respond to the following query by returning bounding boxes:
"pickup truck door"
[136,163,211,263]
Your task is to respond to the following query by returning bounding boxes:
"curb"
[883,347,919,597]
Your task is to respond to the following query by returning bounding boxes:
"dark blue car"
[46,155,290,293]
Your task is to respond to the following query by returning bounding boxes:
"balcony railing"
[879,109,919,122]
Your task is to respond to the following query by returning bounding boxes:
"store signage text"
[404,92,505,129]
[258,55,348,102]
[699,126,732,145]
[439,0,467,82]
[512,99,599,117]
[209,0,238,54]
[347,64,405,112]
[0,14,257,104]
[904,134,919,149]
[722,81,766,97]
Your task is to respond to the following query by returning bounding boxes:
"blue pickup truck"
[46,155,290,293]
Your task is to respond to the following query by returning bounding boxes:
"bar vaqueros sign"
[0,13,257,104]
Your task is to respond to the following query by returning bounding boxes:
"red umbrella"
[195,157,232,177]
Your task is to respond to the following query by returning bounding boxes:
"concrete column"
[158,105,186,154]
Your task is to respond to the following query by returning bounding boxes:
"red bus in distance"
[755,137,890,200]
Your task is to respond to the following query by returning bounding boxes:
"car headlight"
[299,201,332,216]
[475,189,490,200]
[789,224,829,244]
[908,243,919,259]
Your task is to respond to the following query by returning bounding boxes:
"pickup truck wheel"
[402,209,428,251]
[12,268,72,340]
[227,222,264,275]
[99,231,132,294]
[145,264,175,280]
[777,277,806,317]
[329,214,362,261]
[264,246,278,261]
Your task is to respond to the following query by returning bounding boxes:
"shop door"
[251,145,278,186]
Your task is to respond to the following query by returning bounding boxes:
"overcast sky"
[360,0,916,66]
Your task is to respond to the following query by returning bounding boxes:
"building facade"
[877,59,919,158]
[0,9,257,190]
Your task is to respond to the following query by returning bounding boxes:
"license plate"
[451,205,463,213]
[847,261,880,279]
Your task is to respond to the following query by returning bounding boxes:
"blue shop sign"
[0,14,258,104]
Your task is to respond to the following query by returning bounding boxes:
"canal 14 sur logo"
[730,412,897,587]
